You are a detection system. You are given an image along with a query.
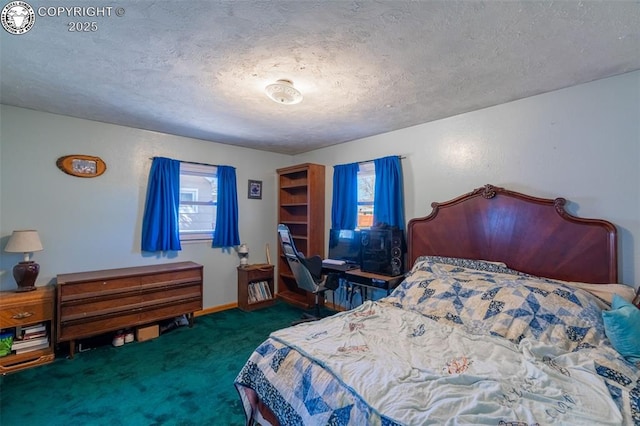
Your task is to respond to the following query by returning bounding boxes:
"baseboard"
[195,302,237,317]
[195,300,346,317]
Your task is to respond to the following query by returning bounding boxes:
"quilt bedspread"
[235,260,640,425]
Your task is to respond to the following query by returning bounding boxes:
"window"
[179,163,217,241]
[357,162,375,229]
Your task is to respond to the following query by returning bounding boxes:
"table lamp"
[237,244,249,267]
[4,230,43,292]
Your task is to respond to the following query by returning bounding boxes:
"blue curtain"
[213,165,240,247]
[331,162,360,230]
[373,156,405,230]
[141,157,182,251]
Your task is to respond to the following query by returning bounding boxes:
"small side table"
[0,286,55,374]
[237,264,276,311]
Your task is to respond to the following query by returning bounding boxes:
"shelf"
[279,271,295,281]
[0,348,54,374]
[238,265,275,312]
[280,184,308,190]
[276,290,311,310]
[276,163,325,310]
[246,298,276,310]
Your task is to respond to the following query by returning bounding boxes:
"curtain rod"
[149,156,222,168]
[150,154,405,168]
[358,155,406,165]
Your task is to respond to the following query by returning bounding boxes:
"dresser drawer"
[0,287,54,329]
[139,299,203,323]
[58,310,142,342]
[59,292,144,322]
[0,301,52,328]
[140,281,202,303]
[58,276,140,300]
[139,269,202,287]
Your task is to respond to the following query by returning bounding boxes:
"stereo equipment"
[360,228,405,276]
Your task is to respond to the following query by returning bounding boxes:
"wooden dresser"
[56,262,203,357]
[0,286,55,374]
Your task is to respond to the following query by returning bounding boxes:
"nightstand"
[0,286,55,374]
[237,264,276,311]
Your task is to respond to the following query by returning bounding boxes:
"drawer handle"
[12,311,34,319]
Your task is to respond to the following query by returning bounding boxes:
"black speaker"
[360,228,405,276]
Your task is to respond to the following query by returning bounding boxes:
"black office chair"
[277,224,339,323]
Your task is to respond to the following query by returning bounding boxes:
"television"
[328,229,361,265]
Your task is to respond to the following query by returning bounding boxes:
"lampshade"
[5,230,43,259]
[5,230,43,292]
[265,79,303,105]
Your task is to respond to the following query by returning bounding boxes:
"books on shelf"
[12,322,50,354]
[12,335,48,348]
[248,281,273,304]
[15,341,49,354]
[19,329,47,340]
[16,323,46,337]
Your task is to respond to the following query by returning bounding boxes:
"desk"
[344,269,404,294]
[322,266,404,308]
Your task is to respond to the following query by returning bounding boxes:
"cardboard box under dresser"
[56,261,203,358]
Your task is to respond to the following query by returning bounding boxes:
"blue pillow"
[602,294,640,363]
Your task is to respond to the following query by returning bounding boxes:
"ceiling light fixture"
[265,79,303,105]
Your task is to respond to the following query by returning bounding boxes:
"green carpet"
[0,302,309,426]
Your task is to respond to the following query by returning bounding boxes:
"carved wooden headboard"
[407,184,617,284]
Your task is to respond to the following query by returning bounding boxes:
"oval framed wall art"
[56,155,107,178]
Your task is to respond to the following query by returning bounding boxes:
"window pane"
[179,163,217,240]
[357,162,375,228]
[179,204,216,234]
[179,189,198,213]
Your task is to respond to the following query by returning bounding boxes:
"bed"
[235,184,640,425]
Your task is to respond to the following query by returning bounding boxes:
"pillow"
[411,255,521,276]
[386,259,609,351]
[556,281,637,309]
[602,294,640,363]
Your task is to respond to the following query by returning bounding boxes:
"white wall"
[296,71,640,288]
[1,70,638,310]
[0,105,291,308]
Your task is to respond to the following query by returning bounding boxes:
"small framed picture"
[248,180,262,199]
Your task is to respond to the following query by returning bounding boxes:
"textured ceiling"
[1,1,639,155]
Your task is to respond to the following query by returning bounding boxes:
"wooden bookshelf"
[237,264,275,311]
[276,163,325,309]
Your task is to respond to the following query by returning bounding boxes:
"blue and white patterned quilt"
[235,259,639,425]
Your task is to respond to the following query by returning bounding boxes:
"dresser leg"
[188,312,194,328]
[68,340,75,359]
